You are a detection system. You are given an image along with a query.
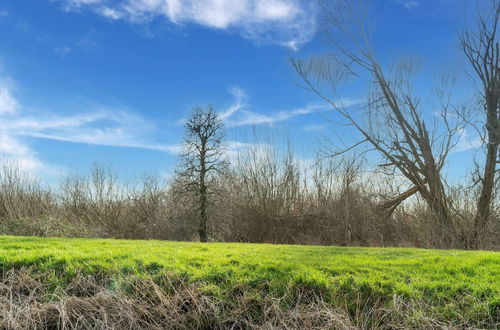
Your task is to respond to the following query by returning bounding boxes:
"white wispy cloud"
[53,31,101,59]
[0,74,183,177]
[453,128,482,153]
[0,132,45,173]
[0,78,18,114]
[219,87,247,120]
[0,78,42,173]
[393,0,419,10]
[220,87,360,127]
[225,103,330,127]
[225,140,267,162]
[5,109,182,154]
[21,131,182,154]
[58,0,317,49]
[54,46,72,58]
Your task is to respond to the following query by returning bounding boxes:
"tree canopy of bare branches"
[292,0,468,247]
[460,0,499,249]
[175,106,228,242]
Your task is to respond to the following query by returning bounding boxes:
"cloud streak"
[0,78,18,114]
[453,128,482,153]
[392,0,419,10]
[0,75,184,177]
[4,109,182,154]
[54,46,72,58]
[58,0,317,49]
[0,79,44,173]
[0,132,45,173]
[219,87,247,120]
[220,88,360,127]
[225,103,330,127]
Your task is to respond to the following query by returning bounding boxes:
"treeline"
[0,139,497,250]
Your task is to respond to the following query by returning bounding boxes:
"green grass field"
[0,235,499,328]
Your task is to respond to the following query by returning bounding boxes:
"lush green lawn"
[0,235,499,326]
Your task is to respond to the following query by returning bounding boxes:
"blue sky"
[0,0,485,184]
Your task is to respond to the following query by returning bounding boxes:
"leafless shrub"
[222,138,306,243]
[0,144,497,249]
[58,164,124,237]
[0,164,53,221]
[209,133,386,246]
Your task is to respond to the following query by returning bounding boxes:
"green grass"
[0,235,499,326]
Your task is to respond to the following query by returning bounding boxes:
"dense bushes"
[0,147,498,250]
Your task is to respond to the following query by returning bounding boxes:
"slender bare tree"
[460,0,499,249]
[292,0,467,246]
[176,106,228,242]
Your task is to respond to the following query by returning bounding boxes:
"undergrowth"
[0,235,498,329]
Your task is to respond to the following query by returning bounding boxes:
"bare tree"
[292,0,467,246]
[176,106,228,242]
[460,0,499,249]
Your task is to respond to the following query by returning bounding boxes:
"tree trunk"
[471,125,499,249]
[427,191,452,247]
[459,1,499,250]
[199,187,208,242]
[199,139,208,242]
[377,186,419,217]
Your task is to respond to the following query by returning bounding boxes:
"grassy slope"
[0,235,499,326]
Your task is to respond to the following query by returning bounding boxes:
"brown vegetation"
[0,138,498,250]
[292,0,499,249]
[0,269,494,330]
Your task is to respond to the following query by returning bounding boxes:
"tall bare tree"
[176,106,228,242]
[460,0,499,249]
[292,0,467,246]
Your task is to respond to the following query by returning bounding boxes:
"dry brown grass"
[0,270,353,329]
[0,269,492,329]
